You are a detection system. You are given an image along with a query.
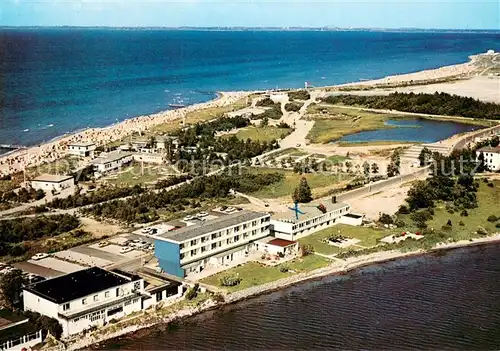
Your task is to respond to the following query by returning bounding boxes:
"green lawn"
[306,105,397,143]
[227,126,292,142]
[325,155,349,164]
[248,168,347,199]
[398,180,500,241]
[104,163,178,187]
[26,156,80,178]
[152,98,249,134]
[298,224,394,255]
[200,255,330,292]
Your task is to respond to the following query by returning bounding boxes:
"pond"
[338,118,481,144]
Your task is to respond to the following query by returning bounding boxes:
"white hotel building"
[154,211,271,278]
[271,201,354,241]
[477,146,500,171]
[23,268,145,337]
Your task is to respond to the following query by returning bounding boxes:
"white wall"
[31,178,74,192]
[24,290,59,319]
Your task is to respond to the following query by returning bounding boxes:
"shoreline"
[62,233,500,351]
[0,52,487,176]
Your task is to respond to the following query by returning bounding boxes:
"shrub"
[301,244,314,257]
[288,90,310,100]
[379,213,394,225]
[185,283,199,300]
[487,182,494,188]
[487,215,498,223]
[441,224,452,232]
[459,221,465,226]
[476,226,488,236]
[460,209,469,217]
[280,266,289,273]
[394,219,406,228]
[212,294,225,303]
[496,223,500,229]
[219,275,242,287]
[397,205,410,214]
[284,102,303,112]
[256,97,276,107]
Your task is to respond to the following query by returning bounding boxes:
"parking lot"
[11,232,155,279]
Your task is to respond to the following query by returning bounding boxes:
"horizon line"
[0,25,499,31]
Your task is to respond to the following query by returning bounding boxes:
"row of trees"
[0,214,80,244]
[0,187,45,205]
[85,170,284,223]
[322,92,500,120]
[48,184,145,209]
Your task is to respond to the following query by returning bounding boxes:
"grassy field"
[248,168,347,199]
[152,98,249,135]
[225,126,292,142]
[200,254,330,292]
[298,224,394,255]
[306,105,396,144]
[26,156,80,178]
[398,180,500,241]
[104,163,178,187]
[325,155,349,164]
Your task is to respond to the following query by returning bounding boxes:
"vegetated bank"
[321,92,500,120]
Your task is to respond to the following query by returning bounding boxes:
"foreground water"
[1,29,499,147]
[339,118,482,143]
[96,244,500,350]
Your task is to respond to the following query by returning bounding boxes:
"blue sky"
[1,0,498,29]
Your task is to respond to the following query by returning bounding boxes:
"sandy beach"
[1,51,496,177]
[57,233,500,351]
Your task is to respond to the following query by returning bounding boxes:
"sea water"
[1,29,499,147]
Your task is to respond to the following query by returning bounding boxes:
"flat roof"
[478,146,500,153]
[32,174,74,183]
[268,238,297,247]
[156,210,269,243]
[24,267,140,304]
[91,151,132,165]
[272,201,349,223]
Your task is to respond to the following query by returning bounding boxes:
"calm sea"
[95,243,500,350]
[0,29,499,147]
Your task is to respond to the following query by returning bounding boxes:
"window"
[82,298,87,305]
[116,288,120,297]
[105,291,110,298]
[134,281,141,290]
[93,295,98,302]
[234,226,240,232]
[191,249,197,256]
[234,235,240,242]
[156,291,163,302]
[212,243,217,250]
[63,303,70,311]
[180,253,185,260]
[190,239,197,246]
[132,298,139,303]
[180,243,185,250]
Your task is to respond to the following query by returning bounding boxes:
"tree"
[363,161,370,177]
[371,162,379,174]
[147,136,157,149]
[379,213,394,225]
[260,117,269,127]
[0,270,28,308]
[293,177,313,203]
[418,147,432,166]
[490,136,499,147]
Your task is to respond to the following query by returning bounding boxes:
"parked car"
[150,228,158,234]
[98,241,110,248]
[31,253,49,261]
[183,215,194,221]
[120,247,134,254]
[197,212,209,217]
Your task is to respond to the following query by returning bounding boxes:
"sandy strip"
[2,52,495,177]
[59,233,500,351]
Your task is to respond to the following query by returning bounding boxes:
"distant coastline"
[2,26,499,33]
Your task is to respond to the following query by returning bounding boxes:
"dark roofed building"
[24,267,139,304]
[23,267,145,338]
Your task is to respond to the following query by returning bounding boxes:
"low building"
[91,151,133,174]
[67,142,96,158]
[0,310,43,351]
[255,236,298,257]
[337,213,365,226]
[30,174,74,193]
[154,210,271,278]
[477,146,500,171]
[140,270,184,309]
[132,152,167,165]
[23,267,145,338]
[271,201,351,241]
